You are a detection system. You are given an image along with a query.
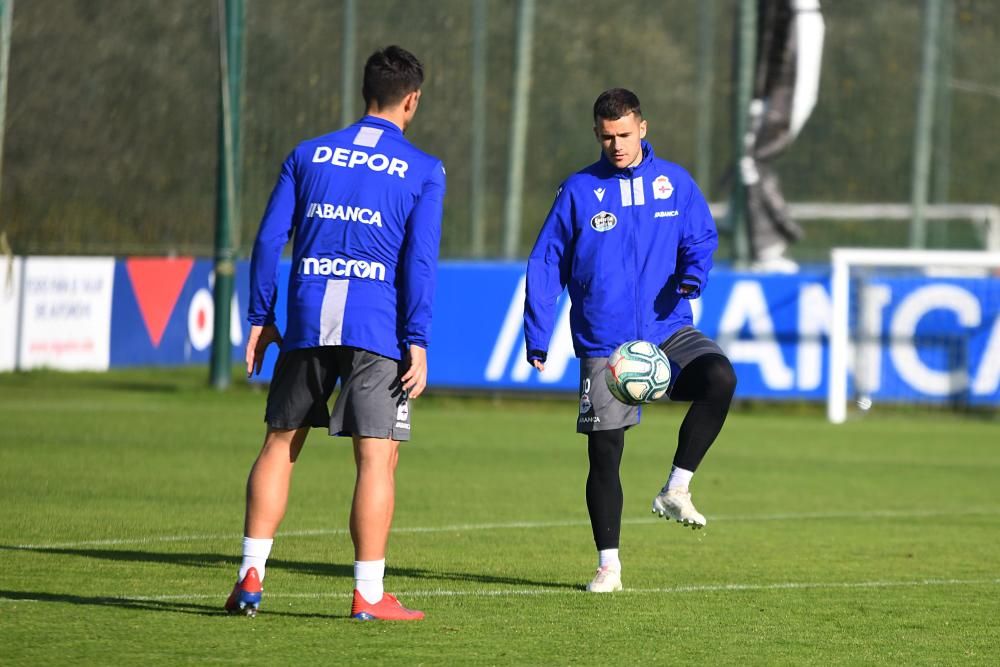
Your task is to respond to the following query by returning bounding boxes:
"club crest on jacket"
[590,211,617,232]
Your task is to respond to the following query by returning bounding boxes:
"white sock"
[598,548,620,571]
[239,536,274,582]
[666,465,694,492]
[354,559,386,604]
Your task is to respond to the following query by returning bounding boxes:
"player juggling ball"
[227,45,445,621]
[523,88,736,593]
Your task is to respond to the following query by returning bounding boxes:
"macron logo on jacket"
[299,257,386,281]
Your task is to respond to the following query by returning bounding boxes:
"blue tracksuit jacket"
[524,141,717,360]
[248,116,446,361]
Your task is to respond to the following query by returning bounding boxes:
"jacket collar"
[358,115,405,135]
[598,140,654,177]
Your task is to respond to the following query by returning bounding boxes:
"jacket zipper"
[626,171,642,340]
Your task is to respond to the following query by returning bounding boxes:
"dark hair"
[362,45,424,109]
[593,88,642,123]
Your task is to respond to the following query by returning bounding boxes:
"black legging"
[668,353,737,471]
[585,353,737,550]
[586,427,625,551]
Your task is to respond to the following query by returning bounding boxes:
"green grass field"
[1,368,998,665]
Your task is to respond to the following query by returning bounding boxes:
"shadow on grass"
[0,589,350,619]
[0,543,579,592]
[0,589,221,617]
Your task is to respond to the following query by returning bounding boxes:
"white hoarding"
[18,257,115,370]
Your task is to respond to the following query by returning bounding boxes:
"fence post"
[502,0,535,259]
[909,0,943,249]
[340,0,357,128]
[728,0,756,265]
[0,0,13,214]
[695,0,716,196]
[470,0,488,257]
[211,0,244,390]
[932,0,953,206]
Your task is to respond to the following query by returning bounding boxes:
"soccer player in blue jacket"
[524,89,736,593]
[225,46,445,620]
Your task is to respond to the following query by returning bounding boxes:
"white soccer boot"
[652,487,707,529]
[586,566,623,593]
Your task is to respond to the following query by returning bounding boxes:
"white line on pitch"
[409,577,1000,598]
[5,577,989,604]
[11,507,1000,551]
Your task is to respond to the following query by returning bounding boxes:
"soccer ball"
[604,340,671,405]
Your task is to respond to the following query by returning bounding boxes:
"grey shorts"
[576,327,724,434]
[265,346,411,441]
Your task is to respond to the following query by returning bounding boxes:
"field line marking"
[11,507,1000,550]
[407,577,1000,598]
[4,577,995,604]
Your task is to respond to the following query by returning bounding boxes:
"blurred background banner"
[0,0,998,262]
[0,256,247,371]
[2,257,998,407]
[109,256,247,367]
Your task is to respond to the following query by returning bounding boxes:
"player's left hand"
[401,344,428,399]
[246,324,282,377]
[676,277,701,299]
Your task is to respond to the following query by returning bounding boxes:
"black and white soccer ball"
[604,340,671,405]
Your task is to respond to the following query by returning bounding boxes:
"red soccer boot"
[224,567,263,617]
[350,590,424,621]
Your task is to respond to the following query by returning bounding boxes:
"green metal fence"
[0,0,998,262]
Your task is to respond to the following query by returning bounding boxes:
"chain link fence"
[1,0,997,261]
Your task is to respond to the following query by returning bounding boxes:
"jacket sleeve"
[248,153,297,326]
[399,161,446,349]
[675,177,717,298]
[523,185,574,361]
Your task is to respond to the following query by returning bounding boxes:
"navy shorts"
[576,327,725,434]
[265,346,411,441]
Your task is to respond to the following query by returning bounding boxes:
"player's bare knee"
[355,437,399,469]
[262,427,306,461]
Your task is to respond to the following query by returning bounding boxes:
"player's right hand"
[401,344,428,398]
[532,359,545,372]
[246,324,282,377]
